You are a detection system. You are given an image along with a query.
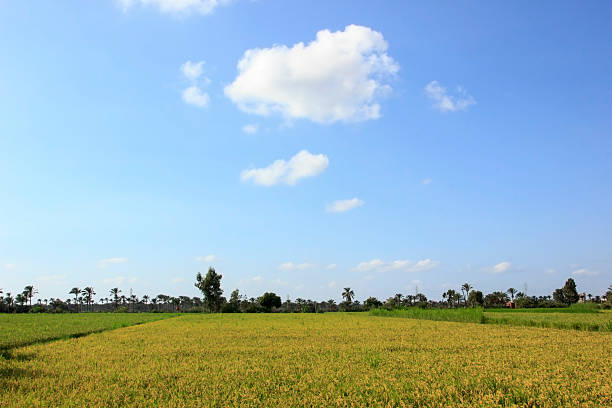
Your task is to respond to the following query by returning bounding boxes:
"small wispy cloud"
[180,60,210,108]
[4,263,16,270]
[422,178,432,185]
[354,258,439,273]
[171,277,184,284]
[241,150,329,186]
[242,124,259,134]
[118,0,232,16]
[425,80,475,112]
[98,257,127,268]
[325,264,337,270]
[491,261,511,274]
[572,268,598,277]
[325,198,364,213]
[278,262,314,271]
[195,254,216,263]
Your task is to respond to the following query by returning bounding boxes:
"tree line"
[1,268,610,313]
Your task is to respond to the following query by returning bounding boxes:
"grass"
[371,307,612,332]
[0,313,610,407]
[0,313,178,351]
[484,310,612,332]
[486,303,602,313]
[370,306,485,323]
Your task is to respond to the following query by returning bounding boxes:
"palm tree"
[507,288,517,302]
[461,283,473,306]
[109,288,121,309]
[342,287,355,303]
[393,293,403,308]
[69,287,81,312]
[82,287,95,312]
[23,285,37,307]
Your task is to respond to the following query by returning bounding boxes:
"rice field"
[1,313,610,407]
[0,313,177,351]
[370,307,612,332]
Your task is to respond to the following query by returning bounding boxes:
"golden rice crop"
[1,313,610,407]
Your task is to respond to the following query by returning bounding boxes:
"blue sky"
[1,0,610,302]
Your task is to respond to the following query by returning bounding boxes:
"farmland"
[1,313,610,407]
[0,313,177,351]
[370,307,612,332]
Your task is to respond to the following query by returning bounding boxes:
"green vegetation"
[370,307,486,323]
[371,307,612,332]
[484,311,612,332]
[0,313,177,351]
[485,303,601,313]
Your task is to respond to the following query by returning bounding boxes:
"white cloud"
[278,262,314,271]
[225,24,399,123]
[325,264,337,270]
[491,261,511,274]
[425,80,475,112]
[328,281,336,288]
[252,276,262,281]
[544,268,556,275]
[241,123,259,134]
[118,0,231,15]
[171,277,184,284]
[572,268,599,277]
[98,257,128,268]
[241,150,329,186]
[422,178,432,185]
[4,263,16,270]
[181,60,204,81]
[182,85,210,108]
[195,254,216,262]
[354,258,439,273]
[325,198,364,213]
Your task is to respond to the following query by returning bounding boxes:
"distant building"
[505,301,515,309]
[578,293,586,303]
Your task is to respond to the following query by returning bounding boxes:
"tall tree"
[507,288,517,302]
[461,283,473,305]
[342,287,355,303]
[109,288,121,309]
[23,285,36,307]
[69,287,81,312]
[195,267,223,312]
[82,287,95,312]
[561,278,579,304]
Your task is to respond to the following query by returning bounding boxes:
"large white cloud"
[225,24,399,123]
[425,80,475,112]
[325,198,364,213]
[118,0,231,15]
[241,150,329,186]
[355,258,439,273]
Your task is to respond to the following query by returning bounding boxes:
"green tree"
[82,287,95,312]
[69,287,81,312]
[259,292,281,312]
[507,287,517,302]
[109,288,121,309]
[461,283,473,306]
[23,285,36,307]
[562,278,579,304]
[483,291,509,308]
[342,287,355,303]
[467,290,484,307]
[195,267,223,312]
[363,296,382,310]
